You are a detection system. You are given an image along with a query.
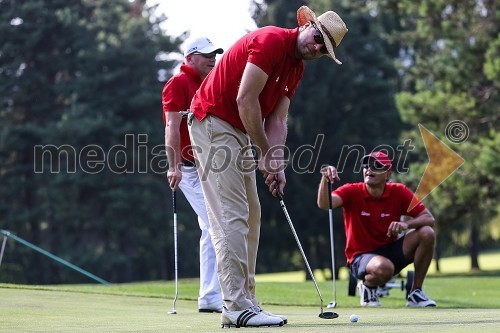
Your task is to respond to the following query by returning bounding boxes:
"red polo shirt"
[162,63,201,162]
[333,182,426,264]
[190,26,304,132]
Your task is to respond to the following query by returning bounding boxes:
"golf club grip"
[327,181,333,210]
[172,190,177,214]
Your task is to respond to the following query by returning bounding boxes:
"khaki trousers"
[188,115,261,311]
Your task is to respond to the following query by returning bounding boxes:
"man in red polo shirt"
[188,6,348,328]
[317,151,437,307]
[162,36,223,313]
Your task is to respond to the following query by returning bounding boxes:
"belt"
[182,160,196,167]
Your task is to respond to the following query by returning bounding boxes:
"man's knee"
[367,258,394,281]
[417,225,436,245]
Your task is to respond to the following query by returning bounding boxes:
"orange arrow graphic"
[409,124,465,211]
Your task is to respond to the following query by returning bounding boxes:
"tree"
[0,0,180,283]
[391,0,499,269]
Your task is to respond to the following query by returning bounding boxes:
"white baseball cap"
[184,37,224,57]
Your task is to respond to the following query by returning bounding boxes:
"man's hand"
[317,165,342,210]
[320,165,341,183]
[167,167,182,190]
[387,221,409,237]
[263,170,286,197]
[259,152,286,196]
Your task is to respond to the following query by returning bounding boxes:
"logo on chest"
[360,211,391,218]
[273,76,289,92]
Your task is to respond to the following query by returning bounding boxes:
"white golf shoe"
[253,306,288,324]
[220,306,284,328]
[406,289,436,307]
[357,281,381,306]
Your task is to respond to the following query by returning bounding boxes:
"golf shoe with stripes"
[406,289,436,307]
[221,306,284,328]
[358,281,381,306]
[253,306,288,325]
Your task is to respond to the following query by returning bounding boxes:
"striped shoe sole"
[221,309,284,328]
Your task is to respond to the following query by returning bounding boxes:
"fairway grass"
[1,252,499,332]
[1,287,499,333]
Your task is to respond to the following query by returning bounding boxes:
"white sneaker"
[357,281,381,306]
[406,289,436,307]
[253,306,288,325]
[220,306,284,328]
[198,300,223,313]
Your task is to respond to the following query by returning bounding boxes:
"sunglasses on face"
[311,22,328,54]
[362,161,390,171]
[192,52,217,58]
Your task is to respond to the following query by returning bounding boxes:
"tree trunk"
[469,222,480,271]
[434,244,441,273]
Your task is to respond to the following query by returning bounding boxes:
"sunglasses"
[311,22,328,54]
[192,52,217,58]
[362,161,390,171]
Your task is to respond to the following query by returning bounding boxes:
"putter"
[275,187,338,320]
[327,181,337,309]
[168,190,178,314]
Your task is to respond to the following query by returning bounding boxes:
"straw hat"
[297,6,348,64]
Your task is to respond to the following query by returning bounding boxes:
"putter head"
[327,301,337,308]
[168,310,177,314]
[319,311,339,319]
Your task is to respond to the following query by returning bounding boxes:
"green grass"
[1,252,500,332]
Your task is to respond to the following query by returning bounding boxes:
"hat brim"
[362,155,392,170]
[297,6,342,64]
[187,46,223,56]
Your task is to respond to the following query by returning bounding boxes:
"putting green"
[1,287,499,332]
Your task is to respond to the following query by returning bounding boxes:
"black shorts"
[349,236,412,280]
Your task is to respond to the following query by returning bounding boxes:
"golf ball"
[350,314,358,322]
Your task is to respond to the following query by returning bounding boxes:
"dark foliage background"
[0,0,498,284]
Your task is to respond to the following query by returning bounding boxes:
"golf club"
[168,190,178,314]
[326,180,337,309]
[275,188,338,320]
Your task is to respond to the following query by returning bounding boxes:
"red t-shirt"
[162,63,202,162]
[333,182,426,264]
[190,26,304,132]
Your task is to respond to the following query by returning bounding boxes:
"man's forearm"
[406,210,435,229]
[165,127,182,170]
[263,116,286,164]
[317,176,330,209]
[239,101,270,158]
[262,96,289,162]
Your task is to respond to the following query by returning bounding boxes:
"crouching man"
[317,151,437,307]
